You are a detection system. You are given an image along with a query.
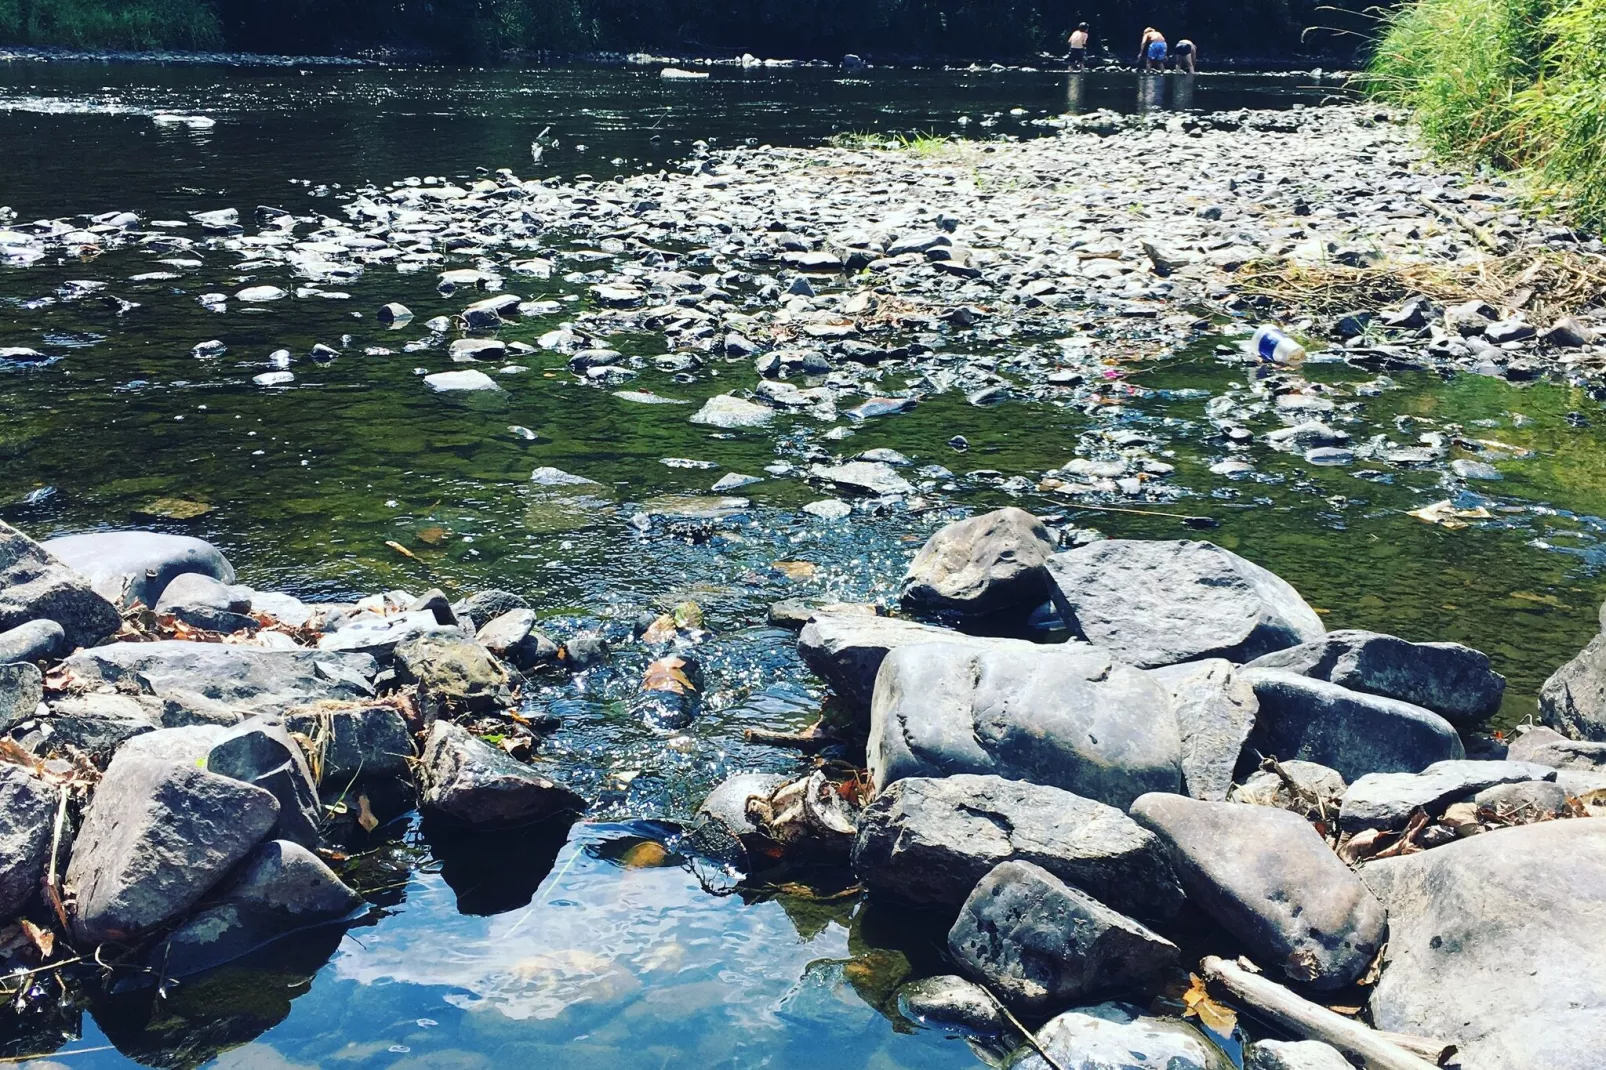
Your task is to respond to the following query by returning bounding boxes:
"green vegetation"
[1370,0,1606,227]
[0,0,1365,61]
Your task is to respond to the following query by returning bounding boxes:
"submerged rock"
[689,393,774,428]
[1012,1002,1230,1070]
[808,461,914,497]
[419,720,584,826]
[852,774,1183,921]
[869,642,1183,807]
[0,521,121,649]
[1045,540,1324,669]
[900,507,1057,619]
[1132,793,1388,989]
[897,975,1008,1035]
[948,860,1179,1013]
[1363,819,1606,1070]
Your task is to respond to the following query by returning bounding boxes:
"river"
[1,59,1604,1069]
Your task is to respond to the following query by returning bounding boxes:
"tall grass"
[1370,0,1606,229]
[0,0,222,49]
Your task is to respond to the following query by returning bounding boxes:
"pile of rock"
[0,520,588,985]
[709,507,1603,1070]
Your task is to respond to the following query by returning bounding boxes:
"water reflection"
[1137,72,1166,113]
[1174,73,1196,111]
[1065,72,1086,114]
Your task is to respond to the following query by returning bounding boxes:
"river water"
[2,60,1605,1069]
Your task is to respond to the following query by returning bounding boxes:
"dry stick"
[979,989,1069,1070]
[1199,956,1447,1070]
[1067,502,1217,525]
[0,1045,115,1064]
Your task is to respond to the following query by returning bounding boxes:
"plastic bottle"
[1251,325,1307,364]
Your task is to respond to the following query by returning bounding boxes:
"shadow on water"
[423,814,579,917]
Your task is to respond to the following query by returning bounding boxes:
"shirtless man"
[1138,27,1167,71]
[1173,37,1197,73]
[1068,23,1090,70]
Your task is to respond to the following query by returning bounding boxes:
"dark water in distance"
[2,60,1604,1070]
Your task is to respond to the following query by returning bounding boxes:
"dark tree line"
[0,0,1374,60]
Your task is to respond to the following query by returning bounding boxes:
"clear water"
[1,61,1603,1069]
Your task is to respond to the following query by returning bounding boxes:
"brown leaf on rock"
[18,919,53,960]
[356,793,379,834]
[641,614,678,645]
[642,657,696,695]
[1338,828,1387,864]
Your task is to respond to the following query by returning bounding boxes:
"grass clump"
[0,0,222,49]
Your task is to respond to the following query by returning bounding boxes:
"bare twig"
[980,988,1069,1070]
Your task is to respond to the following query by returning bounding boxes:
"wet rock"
[473,608,559,671]
[0,521,122,648]
[207,719,323,848]
[283,703,413,784]
[1245,629,1505,724]
[697,772,790,839]
[1244,1039,1353,1070]
[808,460,914,497]
[419,720,585,826]
[1012,1002,1230,1070]
[802,498,852,520]
[1241,669,1464,780]
[1339,759,1557,831]
[852,774,1183,921]
[0,764,54,918]
[0,618,65,664]
[1045,540,1325,669]
[563,633,610,668]
[456,588,530,625]
[1363,819,1606,1070]
[424,369,502,392]
[1151,659,1259,802]
[869,642,1183,807]
[1506,724,1606,771]
[1132,792,1388,989]
[899,507,1056,619]
[41,529,235,611]
[1266,421,1348,453]
[797,611,1032,716]
[153,839,363,979]
[689,393,774,428]
[62,641,377,717]
[0,661,43,732]
[897,975,1008,1035]
[948,861,1179,1014]
[393,634,512,715]
[377,302,412,326]
[317,608,463,659]
[154,572,257,633]
[1539,634,1606,741]
[451,338,508,362]
[66,755,280,945]
[1450,458,1501,480]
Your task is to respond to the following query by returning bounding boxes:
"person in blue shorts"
[1138,28,1167,71]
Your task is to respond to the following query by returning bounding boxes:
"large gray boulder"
[66,755,280,944]
[948,861,1179,1014]
[1363,819,1606,1070]
[0,521,121,649]
[0,661,44,733]
[207,719,323,848]
[852,775,1183,921]
[1150,659,1258,801]
[60,641,376,716]
[1338,759,1557,832]
[797,611,1039,717]
[1245,1040,1353,1070]
[1245,629,1505,724]
[1539,634,1606,741]
[1240,669,1463,781]
[0,765,55,919]
[41,529,234,610]
[420,720,585,826]
[869,642,1183,808]
[0,619,66,665]
[1011,1002,1231,1070]
[1131,793,1387,989]
[1044,540,1324,669]
[393,634,513,714]
[900,507,1057,618]
[152,839,363,978]
[1506,725,1606,771]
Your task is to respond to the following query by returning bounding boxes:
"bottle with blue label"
[1251,325,1307,364]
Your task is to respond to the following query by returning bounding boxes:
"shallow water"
[1,60,1604,1070]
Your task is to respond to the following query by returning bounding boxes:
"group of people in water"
[1066,22,1197,72]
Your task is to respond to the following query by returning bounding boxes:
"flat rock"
[316,609,464,658]
[1245,629,1505,724]
[41,529,234,611]
[870,642,1183,808]
[689,394,774,428]
[0,765,55,918]
[1241,669,1464,781]
[1363,819,1606,1070]
[66,755,280,944]
[1539,633,1606,741]
[1045,540,1325,669]
[1474,779,1569,815]
[1245,1039,1353,1070]
[420,720,585,826]
[0,521,121,648]
[62,641,376,717]
[808,461,914,497]
[1506,725,1606,770]
[900,507,1057,618]
[113,725,229,766]
[424,369,502,392]
[1012,1002,1230,1070]
[948,860,1179,1013]
[1339,759,1557,832]
[1131,793,1388,989]
[852,774,1183,921]
[1150,659,1259,801]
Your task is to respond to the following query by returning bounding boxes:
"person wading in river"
[1173,37,1198,73]
[1138,27,1167,71]
[1068,23,1090,70]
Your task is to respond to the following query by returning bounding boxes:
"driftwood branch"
[1199,956,1454,1070]
[743,721,841,752]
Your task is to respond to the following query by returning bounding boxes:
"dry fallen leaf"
[1408,500,1493,529]
[18,919,53,959]
[774,561,817,582]
[385,540,420,561]
[641,614,678,645]
[642,656,696,695]
[356,793,379,834]
[1180,973,1237,1035]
